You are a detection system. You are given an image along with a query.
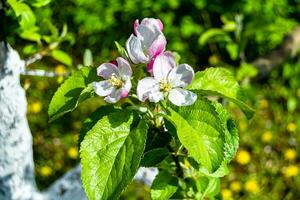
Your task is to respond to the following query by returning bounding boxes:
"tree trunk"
[0,42,157,200]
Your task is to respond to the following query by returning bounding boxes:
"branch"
[25,53,43,66]
[21,69,68,77]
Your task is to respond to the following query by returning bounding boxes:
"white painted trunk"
[0,42,157,200]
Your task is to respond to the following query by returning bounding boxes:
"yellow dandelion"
[236,150,251,165]
[40,166,52,177]
[259,99,269,109]
[287,123,297,132]
[284,149,297,161]
[221,189,232,200]
[245,179,259,193]
[29,101,42,114]
[239,121,248,132]
[230,181,241,192]
[208,55,220,66]
[283,165,299,178]
[55,65,67,74]
[261,131,273,143]
[68,147,78,159]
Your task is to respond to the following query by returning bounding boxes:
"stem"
[167,145,184,178]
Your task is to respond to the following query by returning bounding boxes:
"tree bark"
[0,42,157,200]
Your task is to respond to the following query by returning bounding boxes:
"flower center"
[109,74,124,88]
[159,80,172,92]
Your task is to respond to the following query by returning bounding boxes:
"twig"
[21,69,68,77]
[24,53,43,66]
[167,145,184,178]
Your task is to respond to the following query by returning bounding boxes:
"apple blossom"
[126,18,166,74]
[93,57,132,103]
[137,52,197,106]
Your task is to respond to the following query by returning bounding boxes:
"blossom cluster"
[93,18,197,106]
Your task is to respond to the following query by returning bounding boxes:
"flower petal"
[168,64,194,88]
[147,33,166,58]
[126,34,148,64]
[120,79,132,98]
[137,77,161,102]
[168,88,197,106]
[116,57,132,79]
[148,89,164,103]
[140,18,164,31]
[133,19,139,36]
[136,25,159,48]
[153,52,176,81]
[147,58,155,75]
[104,88,122,103]
[97,63,120,79]
[93,80,114,97]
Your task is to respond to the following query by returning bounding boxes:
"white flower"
[137,52,197,106]
[93,57,132,103]
[126,18,166,74]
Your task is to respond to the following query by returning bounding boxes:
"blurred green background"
[4,0,300,199]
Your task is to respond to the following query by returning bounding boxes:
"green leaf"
[23,44,37,55]
[198,28,231,46]
[20,28,41,42]
[48,66,97,122]
[151,170,178,200]
[212,101,239,162]
[193,101,239,178]
[140,148,169,167]
[188,67,255,119]
[115,41,129,59]
[51,49,72,66]
[226,42,239,60]
[30,0,51,7]
[166,97,225,172]
[202,178,221,198]
[236,62,258,81]
[8,0,36,29]
[78,106,117,148]
[80,111,148,200]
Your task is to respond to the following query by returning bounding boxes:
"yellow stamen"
[159,80,172,92]
[108,74,124,88]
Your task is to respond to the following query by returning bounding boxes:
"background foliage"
[4,0,300,199]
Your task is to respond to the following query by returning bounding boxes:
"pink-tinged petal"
[93,80,114,97]
[157,19,164,31]
[116,57,132,79]
[104,88,122,103]
[133,19,139,36]
[126,34,148,64]
[137,77,160,102]
[120,79,132,98]
[147,58,155,75]
[168,64,194,88]
[153,52,176,81]
[120,90,129,98]
[147,33,166,58]
[97,63,120,79]
[136,25,158,48]
[141,18,163,31]
[168,88,197,106]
